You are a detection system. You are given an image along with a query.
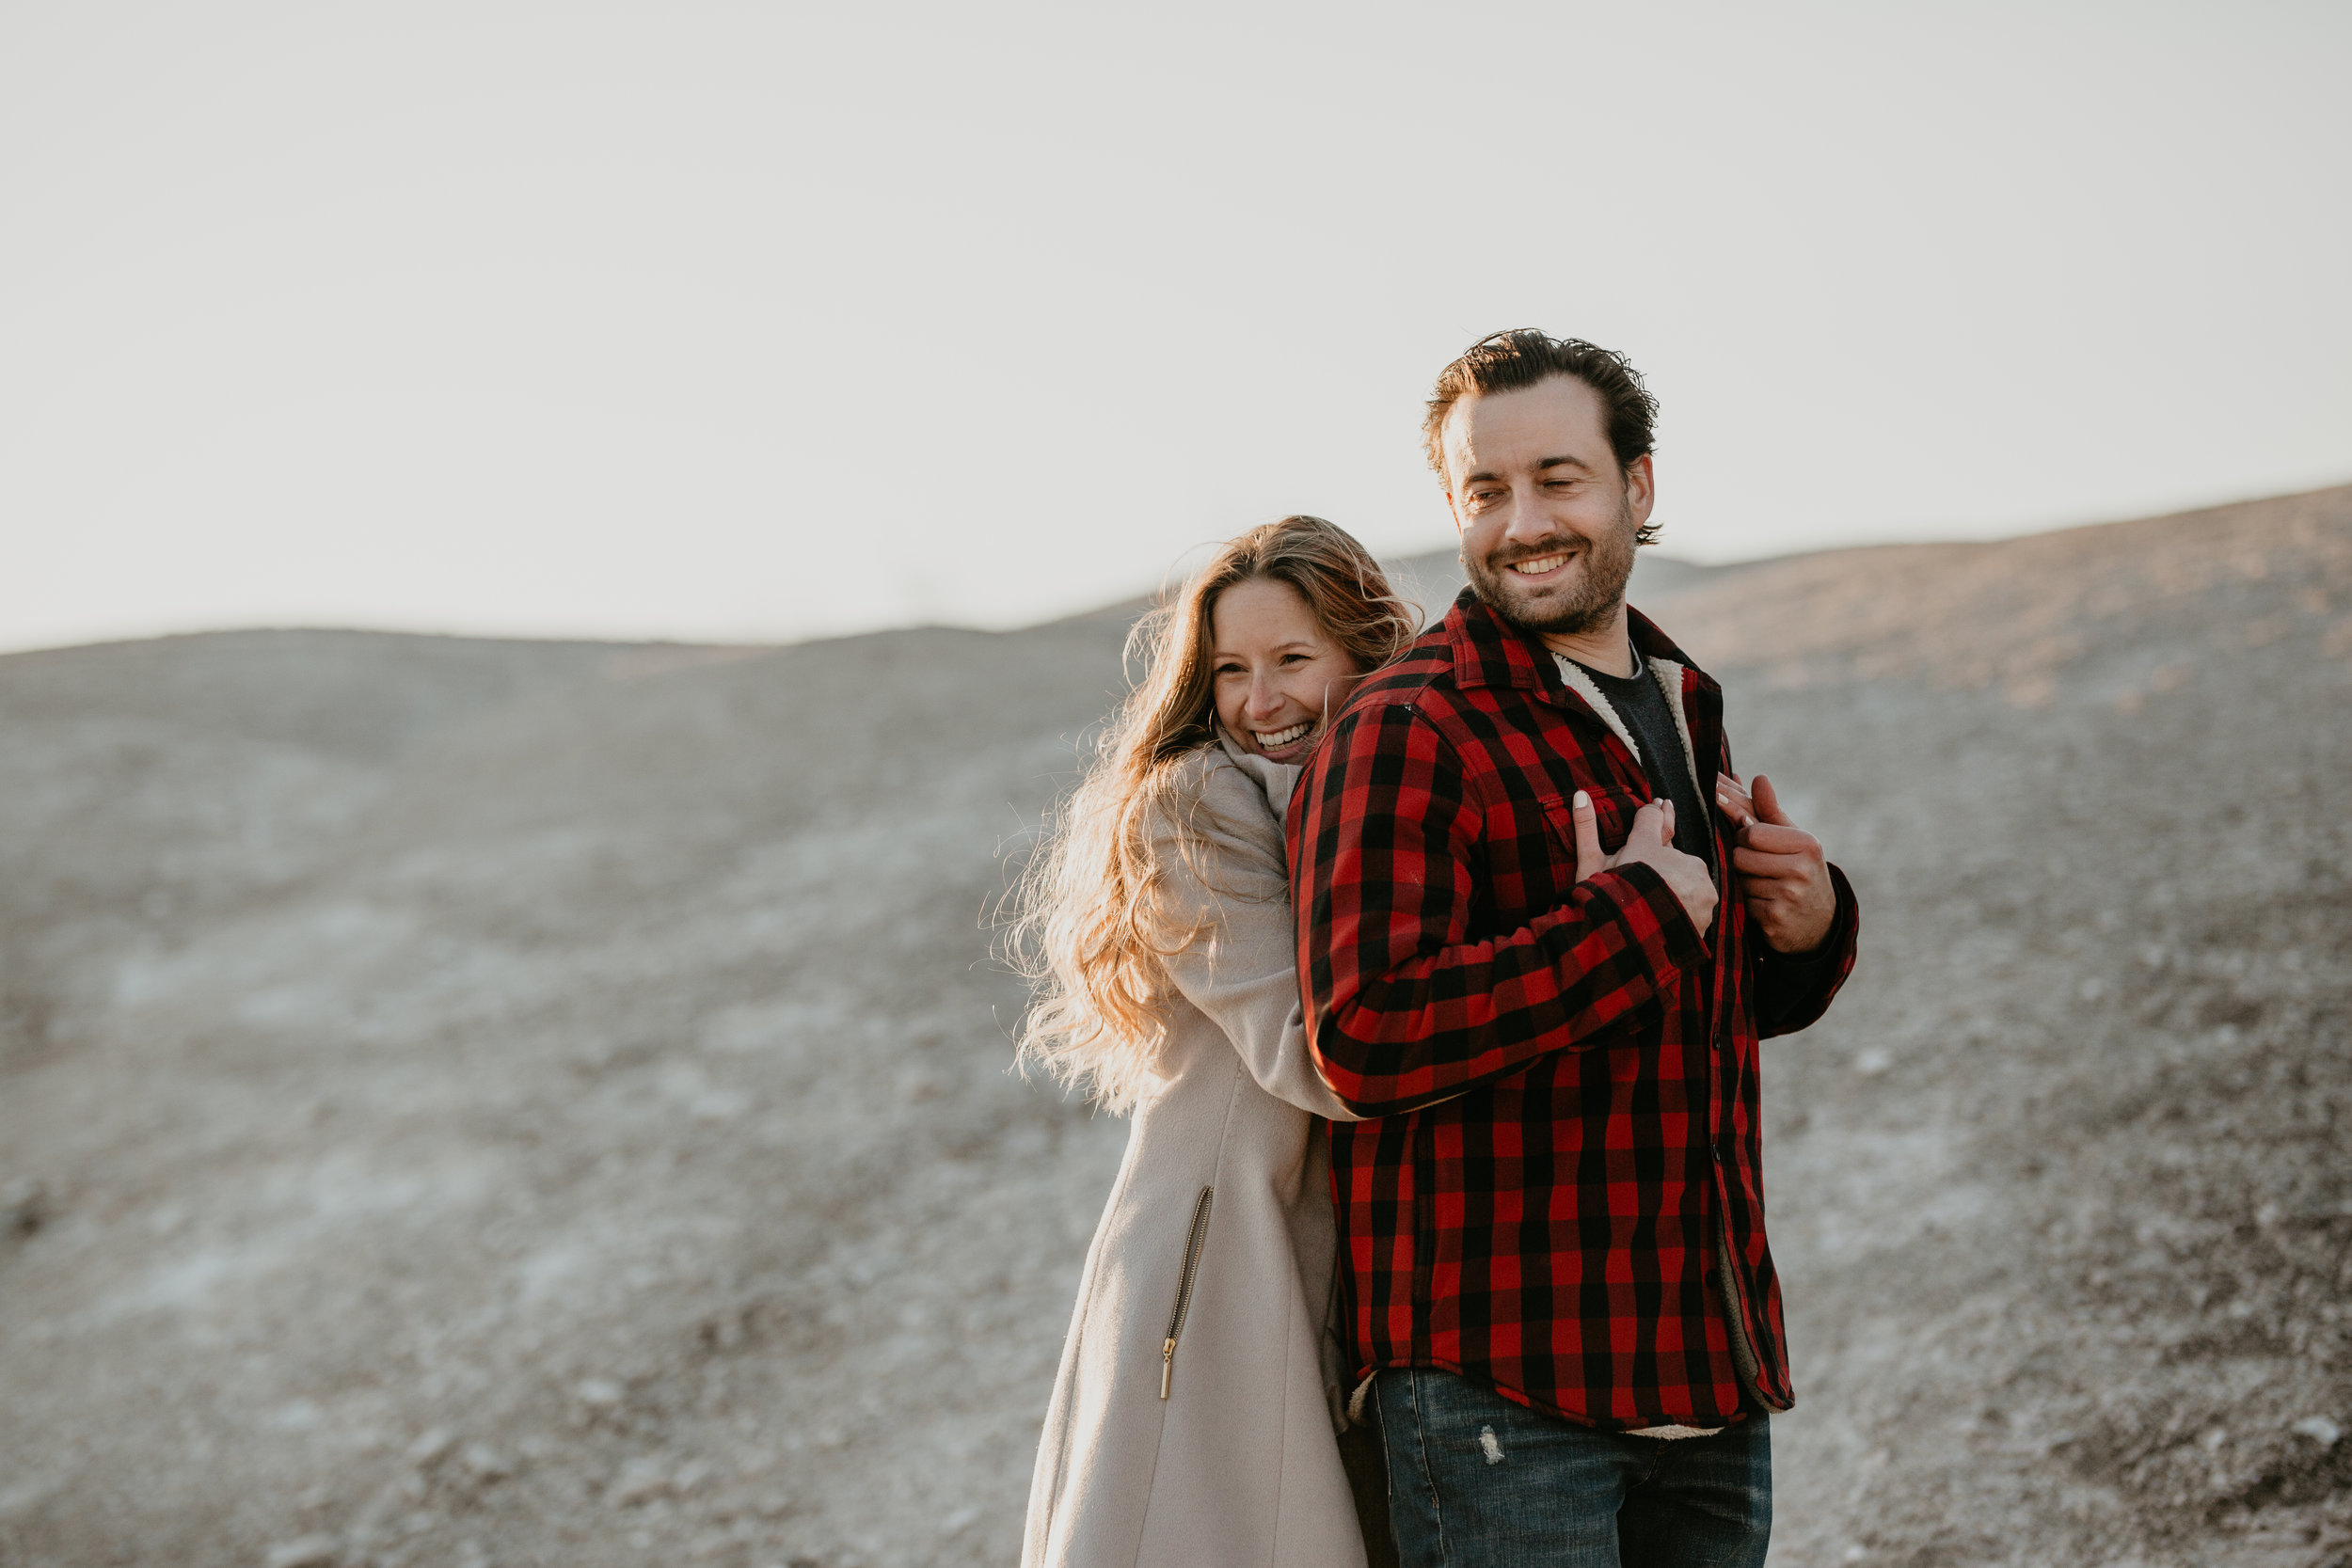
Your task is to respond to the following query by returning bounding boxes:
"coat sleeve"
[1754,862,1860,1037]
[1290,701,1708,1117]
[1150,762,1362,1122]
[1721,731,1862,1037]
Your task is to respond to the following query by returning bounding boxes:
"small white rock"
[576,1378,624,1408]
[459,1443,512,1482]
[2291,1416,2343,1448]
[1853,1048,1891,1076]
[263,1535,341,1568]
[405,1428,455,1468]
[608,1454,670,1507]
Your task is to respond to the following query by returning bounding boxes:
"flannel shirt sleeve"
[1293,701,1708,1116]
[1754,861,1860,1037]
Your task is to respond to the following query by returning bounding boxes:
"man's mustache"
[1485,538,1586,569]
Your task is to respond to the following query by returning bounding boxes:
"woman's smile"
[1248,714,1324,763]
[1254,718,1314,750]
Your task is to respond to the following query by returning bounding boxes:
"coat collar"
[1214,723,1301,832]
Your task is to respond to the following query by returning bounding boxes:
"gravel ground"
[1,486,2346,1567]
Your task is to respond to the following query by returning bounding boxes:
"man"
[1290,330,1859,1568]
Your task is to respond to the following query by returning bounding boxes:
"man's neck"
[1537,605,1637,678]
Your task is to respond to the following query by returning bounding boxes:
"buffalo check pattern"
[1289,586,1859,1432]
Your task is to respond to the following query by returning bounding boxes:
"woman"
[1010,515,1417,1568]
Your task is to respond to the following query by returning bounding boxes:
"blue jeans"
[1370,1370,1772,1568]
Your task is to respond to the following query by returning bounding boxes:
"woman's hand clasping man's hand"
[1568,792,1717,937]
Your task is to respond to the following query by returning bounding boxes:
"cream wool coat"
[1022,735,1368,1568]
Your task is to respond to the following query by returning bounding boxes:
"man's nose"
[1501,486,1552,545]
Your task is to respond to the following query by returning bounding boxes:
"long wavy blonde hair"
[1007,515,1419,1113]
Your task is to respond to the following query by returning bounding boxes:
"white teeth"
[1508,552,1570,576]
[1255,721,1313,748]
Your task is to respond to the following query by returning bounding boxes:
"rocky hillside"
[1,485,2347,1567]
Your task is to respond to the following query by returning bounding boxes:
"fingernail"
[1573,791,1589,809]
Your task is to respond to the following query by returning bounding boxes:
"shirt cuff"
[1598,860,1711,975]
[1757,864,1857,969]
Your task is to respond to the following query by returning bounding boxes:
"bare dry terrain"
[2,486,2348,1567]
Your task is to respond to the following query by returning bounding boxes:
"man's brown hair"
[1422,328,1661,545]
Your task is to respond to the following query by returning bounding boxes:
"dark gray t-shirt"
[1565,650,1713,871]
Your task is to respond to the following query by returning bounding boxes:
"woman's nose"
[1247,677,1283,718]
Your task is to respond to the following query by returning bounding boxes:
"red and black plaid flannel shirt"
[1289,587,1858,1432]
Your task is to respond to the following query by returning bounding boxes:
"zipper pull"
[1160,1337,1176,1400]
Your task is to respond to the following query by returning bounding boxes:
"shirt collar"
[1438,585,1709,694]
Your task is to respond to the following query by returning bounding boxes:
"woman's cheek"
[1214,681,1247,735]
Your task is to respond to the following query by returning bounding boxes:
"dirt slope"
[2,486,2347,1567]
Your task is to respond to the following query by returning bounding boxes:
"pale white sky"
[5,1,2346,652]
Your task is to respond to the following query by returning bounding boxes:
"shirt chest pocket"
[1533,784,1649,886]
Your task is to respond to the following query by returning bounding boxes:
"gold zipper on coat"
[1160,1185,1215,1400]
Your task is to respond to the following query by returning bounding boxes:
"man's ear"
[1623,453,1657,531]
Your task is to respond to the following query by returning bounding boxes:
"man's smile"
[1503,548,1579,579]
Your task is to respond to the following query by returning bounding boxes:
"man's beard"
[1463,496,1640,638]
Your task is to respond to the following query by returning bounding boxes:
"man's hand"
[1571,791,1716,937]
[1713,771,1836,954]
